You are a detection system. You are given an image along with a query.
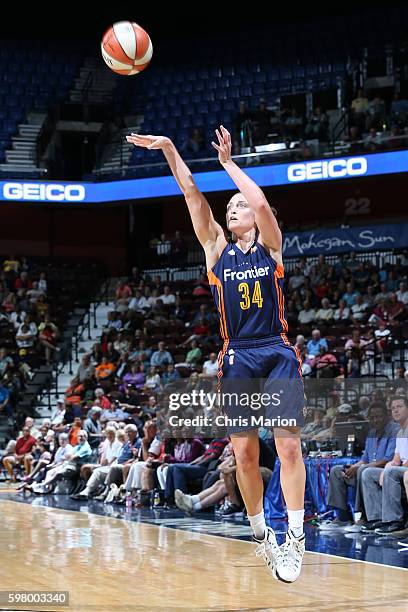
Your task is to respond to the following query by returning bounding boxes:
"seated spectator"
[374,283,390,304]
[298,301,316,325]
[95,424,142,501]
[360,396,408,533]
[150,341,173,368]
[334,299,350,322]
[100,401,129,424]
[201,353,218,378]
[156,435,205,493]
[2,425,37,481]
[128,290,150,313]
[122,363,146,390]
[307,329,328,357]
[170,231,187,263]
[350,294,370,325]
[32,430,92,494]
[305,106,328,140]
[50,399,66,428]
[72,428,125,499]
[162,363,181,387]
[319,401,397,531]
[315,347,339,377]
[159,285,176,306]
[387,293,406,324]
[396,281,408,306]
[345,329,368,353]
[68,416,83,446]
[95,356,116,381]
[185,340,202,366]
[0,382,12,418]
[164,437,229,505]
[144,366,161,392]
[342,282,360,307]
[302,406,327,439]
[0,347,13,378]
[315,298,334,323]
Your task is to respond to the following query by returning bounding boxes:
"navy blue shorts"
[217,334,306,435]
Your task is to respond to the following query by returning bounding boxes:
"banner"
[283,222,408,257]
[0,149,407,203]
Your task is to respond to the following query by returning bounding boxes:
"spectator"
[360,396,408,533]
[162,363,181,387]
[298,301,316,325]
[319,402,397,531]
[201,353,218,378]
[144,366,162,393]
[305,107,328,140]
[334,299,350,322]
[164,437,229,505]
[185,340,202,366]
[2,425,37,481]
[159,285,176,306]
[396,281,408,305]
[307,329,328,357]
[351,89,369,129]
[150,341,173,368]
[315,298,334,323]
[342,282,360,307]
[95,356,116,381]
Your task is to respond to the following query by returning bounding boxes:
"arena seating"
[0,43,82,163]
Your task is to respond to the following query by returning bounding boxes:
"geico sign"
[287,158,368,182]
[3,183,86,201]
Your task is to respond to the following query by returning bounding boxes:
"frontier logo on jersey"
[223,266,270,282]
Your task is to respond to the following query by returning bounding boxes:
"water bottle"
[346,435,355,457]
[153,490,161,507]
[125,492,133,510]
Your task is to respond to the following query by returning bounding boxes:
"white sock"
[248,510,266,540]
[193,500,202,510]
[191,494,200,504]
[288,509,304,538]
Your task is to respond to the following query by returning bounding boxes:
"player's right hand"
[126,133,171,150]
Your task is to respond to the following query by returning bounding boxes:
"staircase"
[95,122,143,176]
[0,113,46,175]
[69,57,117,106]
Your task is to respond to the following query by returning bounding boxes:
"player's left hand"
[211,125,232,164]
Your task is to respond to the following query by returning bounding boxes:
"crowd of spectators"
[0,256,58,422]
[0,251,406,522]
[231,90,408,159]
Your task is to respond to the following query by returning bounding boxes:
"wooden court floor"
[0,499,407,612]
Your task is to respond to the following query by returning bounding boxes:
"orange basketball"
[101,21,153,76]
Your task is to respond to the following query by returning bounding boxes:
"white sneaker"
[253,526,281,579]
[275,529,305,583]
[105,483,119,504]
[318,518,352,531]
[175,489,193,512]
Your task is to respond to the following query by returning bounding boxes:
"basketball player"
[126,126,306,583]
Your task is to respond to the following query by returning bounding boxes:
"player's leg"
[265,342,307,583]
[230,430,281,577]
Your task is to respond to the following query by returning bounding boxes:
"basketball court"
[0,494,407,611]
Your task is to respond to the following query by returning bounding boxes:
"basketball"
[101,20,153,76]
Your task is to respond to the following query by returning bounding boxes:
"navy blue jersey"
[208,241,288,342]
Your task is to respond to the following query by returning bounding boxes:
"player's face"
[226,195,255,232]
